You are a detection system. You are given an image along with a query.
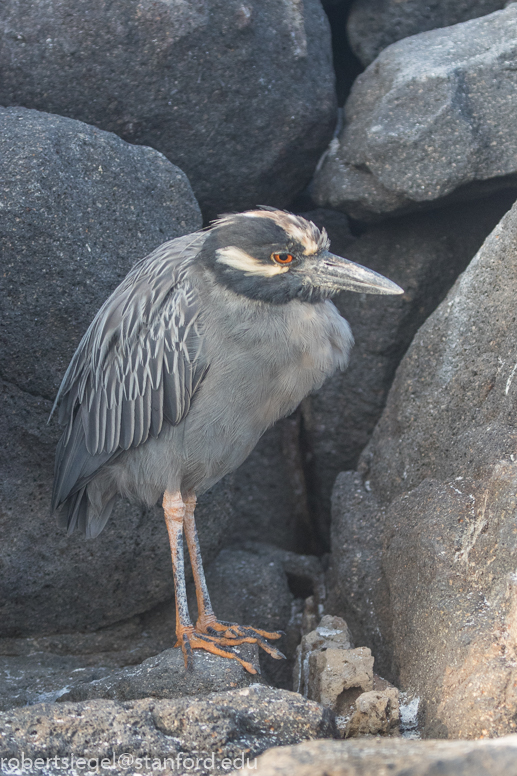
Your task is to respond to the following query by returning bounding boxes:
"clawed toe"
[176,627,258,674]
[209,620,282,642]
[199,618,285,661]
[175,618,285,673]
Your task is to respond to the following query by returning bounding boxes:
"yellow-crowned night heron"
[51,208,403,673]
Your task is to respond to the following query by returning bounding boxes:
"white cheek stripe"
[216,246,289,276]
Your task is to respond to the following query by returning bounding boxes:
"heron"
[51,208,403,673]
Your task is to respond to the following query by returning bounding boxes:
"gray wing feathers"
[51,233,207,512]
[53,410,116,513]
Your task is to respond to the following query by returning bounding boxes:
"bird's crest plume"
[209,208,330,255]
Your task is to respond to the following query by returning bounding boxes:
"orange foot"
[176,619,285,674]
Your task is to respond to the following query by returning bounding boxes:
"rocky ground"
[2,1,517,774]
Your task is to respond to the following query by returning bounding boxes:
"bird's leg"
[163,490,258,673]
[182,495,215,628]
[163,491,193,664]
[182,494,285,667]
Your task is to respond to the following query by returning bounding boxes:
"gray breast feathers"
[51,232,208,513]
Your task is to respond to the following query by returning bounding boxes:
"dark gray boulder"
[313,5,517,220]
[56,646,262,704]
[301,192,516,546]
[0,106,234,638]
[327,199,517,737]
[0,107,201,401]
[0,652,116,711]
[348,0,506,66]
[231,419,309,554]
[0,646,260,710]
[0,0,337,219]
[0,604,177,711]
[203,546,294,640]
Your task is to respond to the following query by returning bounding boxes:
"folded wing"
[51,232,208,517]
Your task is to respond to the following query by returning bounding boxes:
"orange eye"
[272,252,294,264]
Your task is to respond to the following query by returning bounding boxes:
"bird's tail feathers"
[58,486,118,538]
[57,487,88,534]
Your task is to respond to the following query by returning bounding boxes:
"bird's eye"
[272,252,294,264]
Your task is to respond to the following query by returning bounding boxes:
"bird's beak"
[311,251,404,296]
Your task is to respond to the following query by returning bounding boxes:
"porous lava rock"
[345,688,399,737]
[250,737,517,776]
[0,686,337,775]
[0,0,337,218]
[327,199,517,737]
[313,5,517,220]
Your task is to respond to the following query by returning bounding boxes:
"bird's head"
[198,208,403,304]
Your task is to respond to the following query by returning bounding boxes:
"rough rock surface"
[0,106,234,638]
[348,0,506,66]
[0,107,201,401]
[301,192,517,542]
[0,686,337,776]
[0,603,180,711]
[309,648,374,717]
[0,644,259,712]
[313,5,517,220]
[249,737,517,776]
[0,0,336,218]
[57,646,261,703]
[231,417,313,553]
[327,200,517,737]
[294,615,354,697]
[0,652,115,712]
[0,544,323,709]
[292,614,399,737]
[0,601,176,668]
[203,545,293,636]
[346,688,399,737]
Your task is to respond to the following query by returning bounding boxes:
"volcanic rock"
[348,0,506,66]
[327,199,517,737]
[0,0,337,218]
[345,688,399,737]
[57,646,262,704]
[202,542,325,688]
[250,737,517,776]
[293,615,354,697]
[0,686,337,775]
[313,5,517,220]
